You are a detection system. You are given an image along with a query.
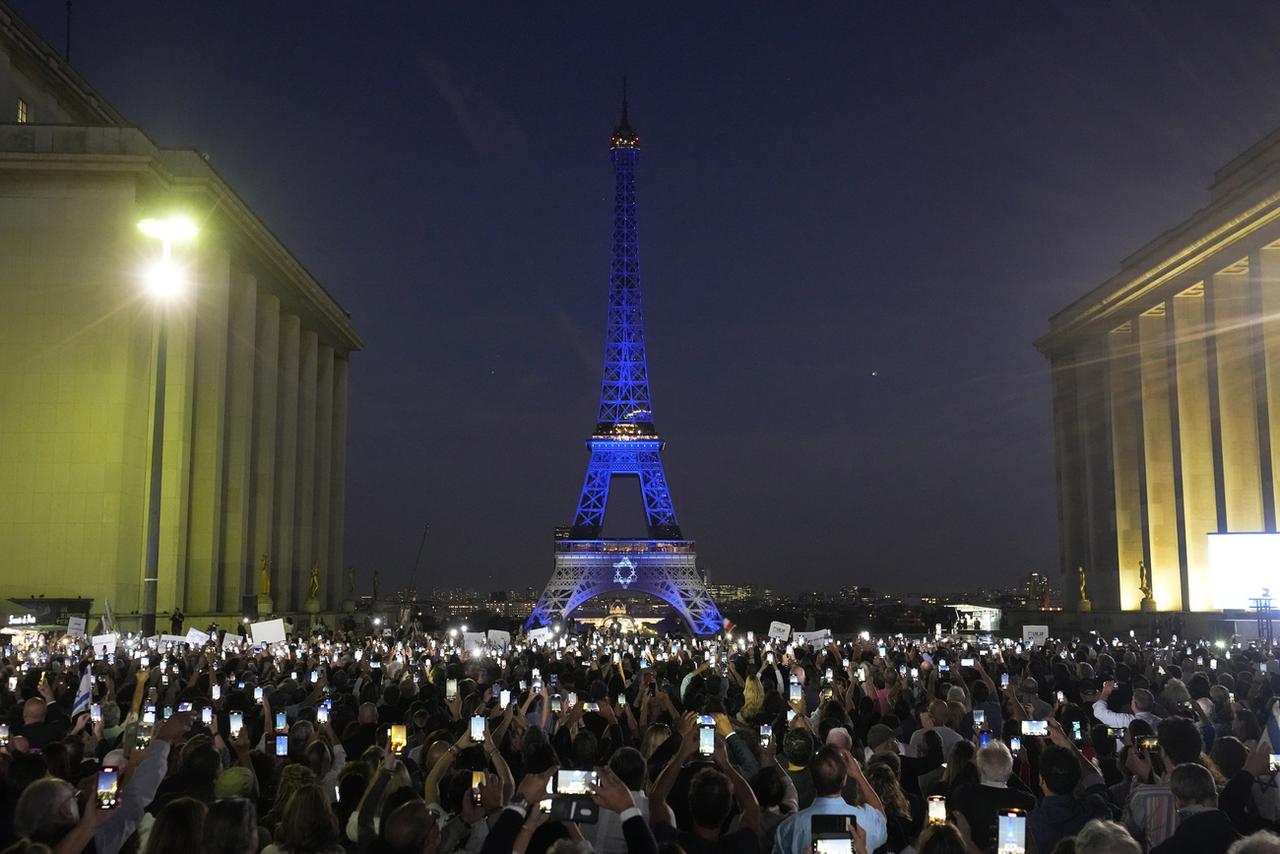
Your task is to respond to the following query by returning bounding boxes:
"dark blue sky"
[17,2,1280,594]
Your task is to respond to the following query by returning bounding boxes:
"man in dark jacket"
[1027,744,1113,854]
[1150,764,1241,854]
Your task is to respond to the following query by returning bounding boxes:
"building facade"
[1038,128,1280,613]
[0,3,361,623]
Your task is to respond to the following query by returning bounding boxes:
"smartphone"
[446,678,458,701]
[789,683,802,702]
[1071,720,1083,741]
[998,810,1026,854]
[961,658,975,668]
[0,723,9,746]
[96,767,120,809]
[1270,755,1280,773]
[390,723,408,752]
[211,684,221,700]
[143,706,156,726]
[310,670,319,683]
[271,734,287,756]
[1001,673,1010,688]
[1009,735,1022,753]
[927,795,947,826]
[787,709,797,723]
[973,709,985,728]
[617,693,626,707]
[499,689,511,708]
[178,701,193,713]
[1056,690,1065,704]
[698,714,715,756]
[1263,663,1269,674]
[551,695,562,713]
[767,651,775,664]
[317,705,329,724]
[469,715,485,743]
[229,710,244,736]
[6,676,15,692]
[91,703,102,723]
[201,706,213,726]
[1211,659,1218,671]
[551,769,600,795]
[254,686,264,704]
[979,731,992,747]
[1138,736,1159,751]
[1107,726,1126,739]
[274,711,287,731]
[760,723,773,748]
[471,770,485,806]
[1020,720,1048,737]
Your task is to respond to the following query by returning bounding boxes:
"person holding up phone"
[649,721,763,854]
[1092,682,1162,730]
[768,745,888,854]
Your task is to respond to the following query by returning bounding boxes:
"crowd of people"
[3,622,1280,854]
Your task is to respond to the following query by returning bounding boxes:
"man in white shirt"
[590,747,661,854]
[773,746,888,854]
[1092,684,1162,730]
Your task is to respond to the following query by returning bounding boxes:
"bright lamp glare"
[138,215,198,243]
[144,259,184,299]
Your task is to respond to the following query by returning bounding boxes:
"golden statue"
[1138,560,1152,600]
[258,554,271,596]
[308,560,321,600]
[1077,565,1088,602]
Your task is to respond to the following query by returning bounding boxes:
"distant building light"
[16,98,29,124]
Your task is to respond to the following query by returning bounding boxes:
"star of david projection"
[613,558,638,588]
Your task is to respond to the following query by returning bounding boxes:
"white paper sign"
[767,621,792,641]
[527,627,553,646]
[1022,625,1050,647]
[91,633,118,654]
[66,617,86,637]
[222,632,243,650]
[795,629,832,645]
[160,634,188,647]
[185,628,210,647]
[462,631,486,650]
[250,618,287,646]
[487,629,512,650]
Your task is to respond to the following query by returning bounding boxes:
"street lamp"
[138,215,197,638]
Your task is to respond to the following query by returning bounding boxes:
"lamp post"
[137,215,198,637]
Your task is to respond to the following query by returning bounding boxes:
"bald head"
[22,698,47,725]
[358,702,378,725]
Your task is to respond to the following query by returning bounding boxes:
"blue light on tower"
[526,89,723,636]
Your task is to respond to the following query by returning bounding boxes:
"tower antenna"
[64,1,71,63]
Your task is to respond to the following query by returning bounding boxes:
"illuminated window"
[16,98,29,123]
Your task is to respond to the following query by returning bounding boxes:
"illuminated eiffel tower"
[526,94,723,636]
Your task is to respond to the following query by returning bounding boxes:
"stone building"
[0,2,361,624]
[1038,126,1280,613]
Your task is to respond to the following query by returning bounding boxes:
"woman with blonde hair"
[738,675,765,724]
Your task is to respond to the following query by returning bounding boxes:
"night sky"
[15,2,1280,596]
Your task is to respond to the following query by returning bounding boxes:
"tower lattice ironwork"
[527,95,723,636]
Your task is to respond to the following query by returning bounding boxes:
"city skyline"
[13,3,1280,596]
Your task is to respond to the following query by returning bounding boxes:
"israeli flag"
[71,667,93,718]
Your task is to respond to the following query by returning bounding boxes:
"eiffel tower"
[526,94,723,636]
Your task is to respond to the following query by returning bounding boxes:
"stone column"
[1138,307,1182,610]
[1212,267,1265,532]
[1260,247,1280,529]
[1172,284,1219,610]
[185,246,231,615]
[248,294,280,607]
[1076,336,1119,610]
[272,314,301,613]
[293,330,318,614]
[220,273,257,612]
[313,345,334,608]
[1108,324,1146,610]
[330,358,350,610]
